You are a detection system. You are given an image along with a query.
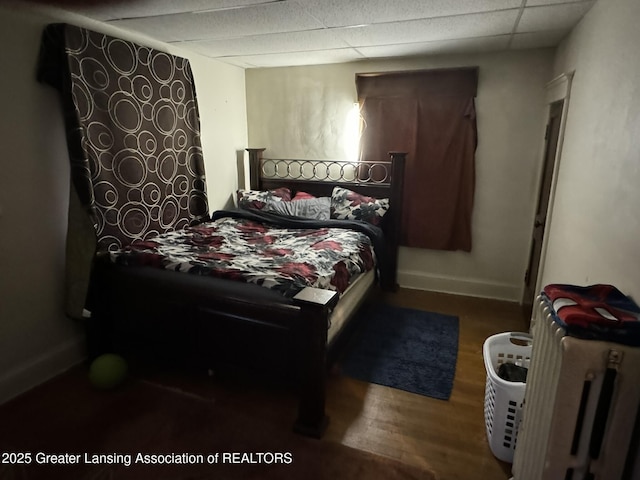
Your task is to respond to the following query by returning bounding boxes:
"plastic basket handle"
[508,332,532,346]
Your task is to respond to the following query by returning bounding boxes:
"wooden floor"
[2,287,528,480]
[324,288,529,480]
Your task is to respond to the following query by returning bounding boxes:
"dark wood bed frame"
[88,148,406,438]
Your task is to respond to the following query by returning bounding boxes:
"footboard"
[88,262,339,437]
[291,287,339,437]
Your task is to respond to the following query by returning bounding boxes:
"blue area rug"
[340,303,459,400]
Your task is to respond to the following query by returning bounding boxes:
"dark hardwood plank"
[325,288,528,479]
[1,287,527,479]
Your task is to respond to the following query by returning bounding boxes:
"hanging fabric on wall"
[357,67,478,252]
[37,23,209,318]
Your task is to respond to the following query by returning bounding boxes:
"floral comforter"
[109,209,384,297]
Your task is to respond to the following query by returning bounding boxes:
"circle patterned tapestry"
[41,24,209,252]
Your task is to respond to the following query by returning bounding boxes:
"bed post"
[383,151,407,291]
[292,287,339,438]
[246,148,266,190]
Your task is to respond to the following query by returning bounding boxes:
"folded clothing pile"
[542,284,640,346]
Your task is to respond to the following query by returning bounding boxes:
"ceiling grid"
[33,0,596,68]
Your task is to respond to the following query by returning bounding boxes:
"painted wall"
[246,50,554,301]
[0,3,247,404]
[540,0,640,301]
[540,0,640,470]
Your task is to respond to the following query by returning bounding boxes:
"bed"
[87,148,406,437]
[36,23,405,438]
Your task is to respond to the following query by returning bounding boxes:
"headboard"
[246,148,406,290]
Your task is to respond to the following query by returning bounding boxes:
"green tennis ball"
[89,354,128,389]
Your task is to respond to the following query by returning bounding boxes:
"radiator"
[512,295,640,480]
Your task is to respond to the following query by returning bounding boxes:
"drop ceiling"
[45,0,596,68]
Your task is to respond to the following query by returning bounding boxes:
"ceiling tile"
[295,0,522,28]
[525,0,594,6]
[31,0,594,68]
[70,0,276,21]
[510,30,568,49]
[356,35,511,59]
[337,10,520,47]
[224,48,365,67]
[210,56,259,68]
[517,2,595,33]
[182,29,351,57]
[108,1,325,42]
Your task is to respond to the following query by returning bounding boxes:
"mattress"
[327,269,374,344]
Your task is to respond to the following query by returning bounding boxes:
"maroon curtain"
[357,67,478,251]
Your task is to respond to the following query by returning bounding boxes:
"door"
[522,100,564,319]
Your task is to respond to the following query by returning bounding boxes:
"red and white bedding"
[109,210,381,297]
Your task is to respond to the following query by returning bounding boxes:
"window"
[356,67,478,251]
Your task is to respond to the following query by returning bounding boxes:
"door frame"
[523,71,574,308]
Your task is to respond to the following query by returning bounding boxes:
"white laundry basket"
[483,332,533,463]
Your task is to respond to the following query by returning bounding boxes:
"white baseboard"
[398,270,521,302]
[0,335,86,405]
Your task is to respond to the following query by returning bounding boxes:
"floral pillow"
[237,187,292,210]
[330,186,389,226]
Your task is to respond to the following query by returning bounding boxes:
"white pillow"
[265,197,331,220]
